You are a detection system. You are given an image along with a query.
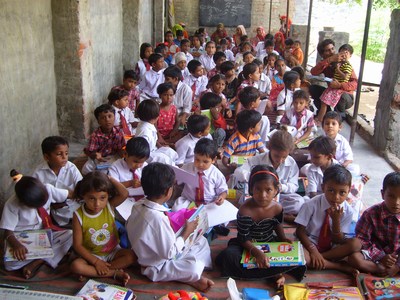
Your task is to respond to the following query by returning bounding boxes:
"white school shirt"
[112,105,137,135]
[174,81,193,115]
[135,121,158,152]
[190,46,205,61]
[234,150,299,194]
[33,161,82,191]
[175,133,213,165]
[282,108,315,138]
[180,162,228,203]
[181,68,191,81]
[171,52,194,64]
[334,134,353,164]
[183,74,208,99]
[294,194,355,245]
[0,185,68,232]
[258,72,272,94]
[306,159,339,195]
[136,59,148,82]
[140,68,165,98]
[224,49,235,62]
[199,54,216,72]
[277,88,299,112]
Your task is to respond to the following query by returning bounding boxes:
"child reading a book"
[172,138,228,211]
[295,165,361,275]
[348,171,400,277]
[216,165,306,287]
[70,171,136,286]
[0,176,73,279]
[33,136,82,227]
[126,162,214,292]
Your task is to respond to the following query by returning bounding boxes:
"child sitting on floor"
[172,138,228,211]
[222,110,266,171]
[207,51,226,79]
[348,171,400,277]
[183,60,208,105]
[127,162,214,292]
[199,41,217,72]
[109,88,137,136]
[276,71,301,124]
[216,165,306,287]
[82,104,126,175]
[295,165,360,275]
[0,176,73,279]
[135,43,153,83]
[70,172,136,286]
[33,136,82,227]
[111,70,140,115]
[175,114,212,166]
[156,82,180,143]
[140,53,166,100]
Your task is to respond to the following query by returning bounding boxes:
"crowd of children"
[2,24,399,297]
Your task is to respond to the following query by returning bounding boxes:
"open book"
[241,241,306,268]
[76,279,135,300]
[230,155,251,166]
[4,229,54,262]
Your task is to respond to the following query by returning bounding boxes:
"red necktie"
[130,169,143,201]
[296,112,303,130]
[191,82,197,102]
[317,210,332,252]
[195,171,205,206]
[144,60,151,71]
[118,111,131,135]
[37,207,63,231]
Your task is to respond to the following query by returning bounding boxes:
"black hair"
[164,30,173,37]
[308,136,336,156]
[154,44,167,54]
[125,137,150,159]
[176,29,183,37]
[238,86,260,108]
[107,88,129,104]
[274,56,286,68]
[317,39,335,56]
[187,114,210,135]
[264,52,278,65]
[283,71,300,88]
[382,171,400,192]
[243,51,254,60]
[74,171,115,200]
[123,70,139,81]
[139,43,152,59]
[207,74,226,89]
[157,82,175,95]
[236,109,262,133]
[94,104,115,120]
[240,36,250,44]
[205,41,216,48]
[141,162,175,199]
[323,111,342,125]
[268,128,295,152]
[339,43,354,55]
[187,59,203,74]
[323,164,352,187]
[264,39,274,48]
[148,53,164,65]
[293,89,309,102]
[248,165,280,196]
[265,33,274,41]
[200,92,222,109]
[285,38,294,46]
[15,176,49,208]
[194,138,218,159]
[180,39,190,46]
[41,136,69,155]
[220,61,235,74]
[252,58,262,67]
[164,65,183,81]
[291,66,305,81]
[240,41,252,52]
[219,38,227,45]
[213,51,226,64]
[238,62,258,85]
[294,40,301,45]
[136,99,160,122]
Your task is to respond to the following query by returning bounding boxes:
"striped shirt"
[334,61,353,83]
[237,211,283,243]
[223,131,265,159]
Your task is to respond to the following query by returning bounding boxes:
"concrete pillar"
[373,9,400,165]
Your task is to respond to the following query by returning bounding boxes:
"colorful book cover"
[4,229,54,262]
[230,155,251,166]
[357,274,400,300]
[240,241,305,268]
[76,279,134,300]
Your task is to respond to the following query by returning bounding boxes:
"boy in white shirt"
[172,138,228,211]
[140,53,165,99]
[109,88,137,136]
[219,38,235,62]
[175,114,212,166]
[172,52,190,80]
[0,176,72,278]
[126,163,214,292]
[33,136,82,227]
[172,39,193,64]
[184,60,208,104]
[199,41,217,72]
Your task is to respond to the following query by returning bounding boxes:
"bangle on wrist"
[308,243,316,250]
[93,258,99,266]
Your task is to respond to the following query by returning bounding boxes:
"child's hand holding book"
[6,234,28,261]
[181,218,199,241]
[250,246,270,269]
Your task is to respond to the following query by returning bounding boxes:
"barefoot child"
[0,176,73,279]
[216,165,306,287]
[295,165,361,275]
[127,163,214,292]
[348,171,400,277]
[70,172,136,286]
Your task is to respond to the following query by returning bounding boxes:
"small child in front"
[216,165,306,286]
[348,171,400,277]
[70,172,136,286]
[173,138,228,211]
[109,88,137,136]
[82,104,126,175]
[0,176,73,278]
[126,162,214,292]
[33,136,82,227]
[295,165,360,275]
